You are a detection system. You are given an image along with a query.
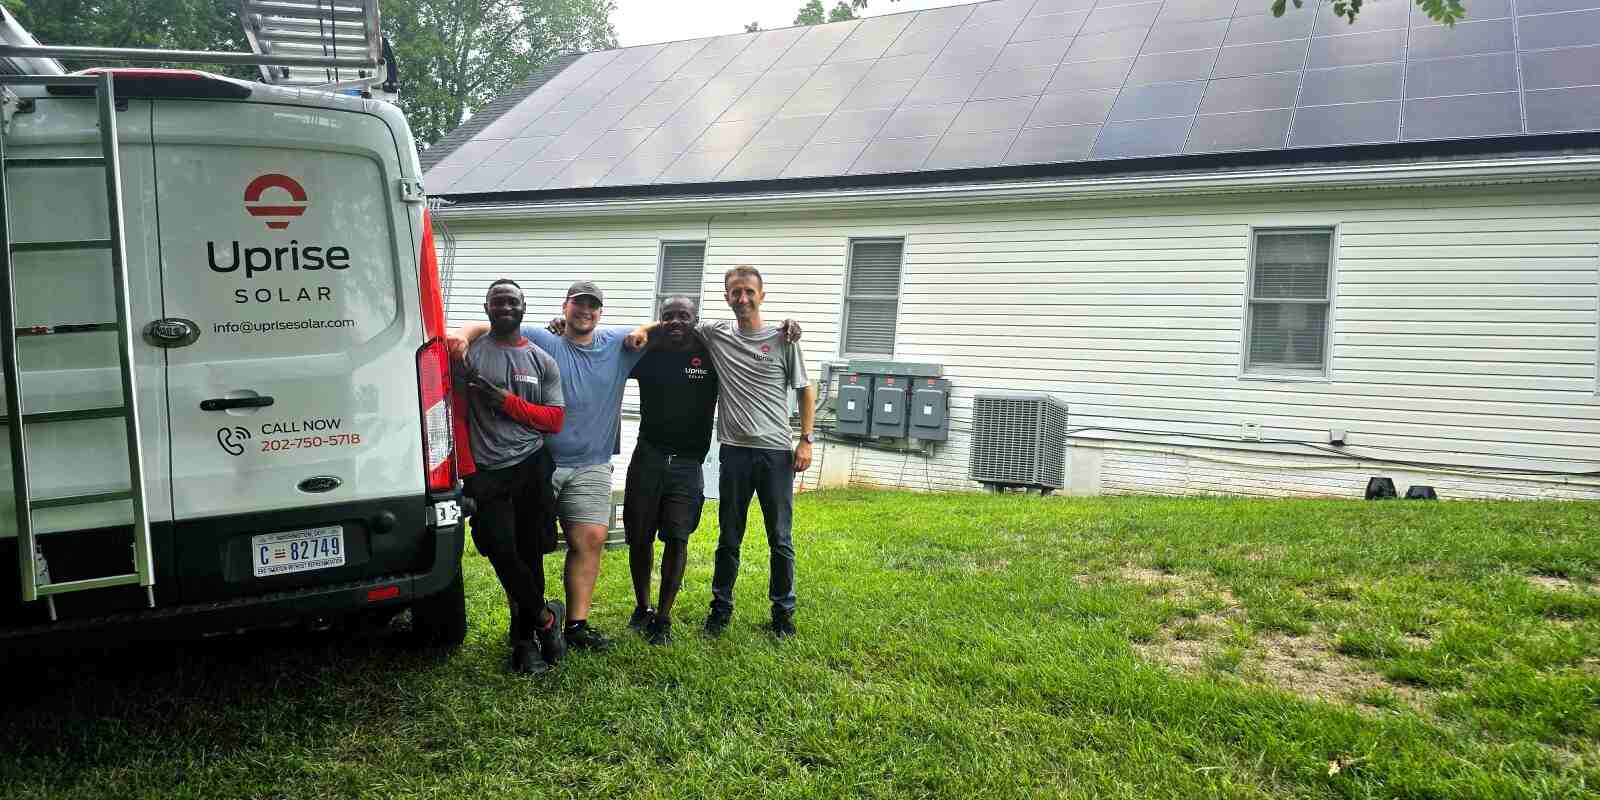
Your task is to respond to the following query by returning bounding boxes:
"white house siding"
[437,181,1600,500]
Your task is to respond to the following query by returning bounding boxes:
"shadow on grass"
[0,621,447,782]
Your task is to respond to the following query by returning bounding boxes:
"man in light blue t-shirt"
[451,280,645,651]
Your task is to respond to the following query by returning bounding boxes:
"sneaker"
[536,600,567,666]
[771,610,796,639]
[565,621,613,652]
[644,616,673,645]
[510,640,550,675]
[703,610,731,638]
[627,606,656,633]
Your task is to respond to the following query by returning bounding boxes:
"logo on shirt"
[690,357,703,368]
[684,355,709,379]
[512,372,539,385]
[758,343,773,362]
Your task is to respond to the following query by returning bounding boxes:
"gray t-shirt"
[463,335,564,471]
[696,321,808,451]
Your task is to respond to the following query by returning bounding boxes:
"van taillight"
[416,339,455,492]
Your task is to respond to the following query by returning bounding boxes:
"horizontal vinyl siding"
[439,182,1600,499]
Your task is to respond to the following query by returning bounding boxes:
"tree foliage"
[6,0,252,77]
[794,0,867,26]
[2,0,617,147]
[1273,0,1466,25]
[386,0,615,146]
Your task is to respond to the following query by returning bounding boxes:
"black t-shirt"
[631,346,719,456]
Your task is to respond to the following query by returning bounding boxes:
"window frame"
[839,236,907,359]
[1240,226,1338,381]
[654,239,707,312]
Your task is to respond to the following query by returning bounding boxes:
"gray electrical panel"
[909,377,950,441]
[871,374,910,438]
[835,372,872,437]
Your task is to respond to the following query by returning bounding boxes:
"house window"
[656,241,706,309]
[1246,229,1334,376]
[842,238,905,357]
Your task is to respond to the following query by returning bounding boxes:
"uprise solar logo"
[244,174,308,230]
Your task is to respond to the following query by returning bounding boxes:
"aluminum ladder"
[240,0,386,92]
[0,72,154,619]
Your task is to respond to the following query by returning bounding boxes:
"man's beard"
[660,324,692,349]
[490,312,523,335]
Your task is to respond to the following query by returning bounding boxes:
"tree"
[385,0,616,146]
[794,0,867,26]
[6,0,253,78]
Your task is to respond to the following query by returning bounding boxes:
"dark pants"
[464,454,550,641]
[711,444,796,616]
[624,440,706,544]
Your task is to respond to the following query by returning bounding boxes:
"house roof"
[423,0,1600,201]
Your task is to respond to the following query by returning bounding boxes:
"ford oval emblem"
[298,476,342,493]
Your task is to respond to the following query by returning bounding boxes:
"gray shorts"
[551,463,613,527]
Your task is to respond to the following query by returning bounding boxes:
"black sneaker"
[565,621,613,652]
[510,640,550,675]
[703,610,732,638]
[536,600,567,666]
[644,616,673,645]
[771,610,796,639]
[627,606,656,633]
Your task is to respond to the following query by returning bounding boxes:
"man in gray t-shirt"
[462,331,564,470]
[635,265,815,639]
[457,280,570,676]
[696,320,809,450]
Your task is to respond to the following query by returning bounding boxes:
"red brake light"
[416,339,455,492]
[367,586,401,602]
[419,208,446,340]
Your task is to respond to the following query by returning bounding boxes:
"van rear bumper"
[0,514,463,642]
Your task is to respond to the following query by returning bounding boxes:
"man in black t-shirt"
[623,295,719,644]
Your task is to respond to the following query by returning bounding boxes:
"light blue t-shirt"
[521,325,646,468]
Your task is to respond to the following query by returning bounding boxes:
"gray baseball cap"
[566,280,604,305]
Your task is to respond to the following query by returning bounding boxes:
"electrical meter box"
[835,372,873,436]
[871,375,910,438]
[909,377,951,441]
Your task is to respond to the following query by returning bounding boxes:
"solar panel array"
[423,0,1600,195]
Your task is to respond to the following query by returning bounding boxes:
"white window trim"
[1238,225,1338,382]
[655,239,706,310]
[839,236,906,359]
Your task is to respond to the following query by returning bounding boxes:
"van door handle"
[200,396,275,411]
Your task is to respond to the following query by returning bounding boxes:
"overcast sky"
[612,0,974,48]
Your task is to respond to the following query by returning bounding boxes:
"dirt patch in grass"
[1129,570,1433,713]
[1528,574,1595,594]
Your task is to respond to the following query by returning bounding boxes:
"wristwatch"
[800,433,815,444]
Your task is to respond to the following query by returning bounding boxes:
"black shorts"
[623,441,706,545]
[464,452,558,557]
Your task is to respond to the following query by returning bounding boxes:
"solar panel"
[425,0,1600,195]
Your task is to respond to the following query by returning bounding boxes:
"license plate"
[252,526,345,578]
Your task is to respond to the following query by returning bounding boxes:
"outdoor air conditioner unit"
[969,393,1068,493]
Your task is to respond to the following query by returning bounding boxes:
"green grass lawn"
[4,490,1600,798]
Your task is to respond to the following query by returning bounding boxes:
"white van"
[0,9,466,645]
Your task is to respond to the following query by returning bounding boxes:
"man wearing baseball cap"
[451,279,645,651]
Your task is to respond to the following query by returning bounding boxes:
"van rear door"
[151,99,426,600]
